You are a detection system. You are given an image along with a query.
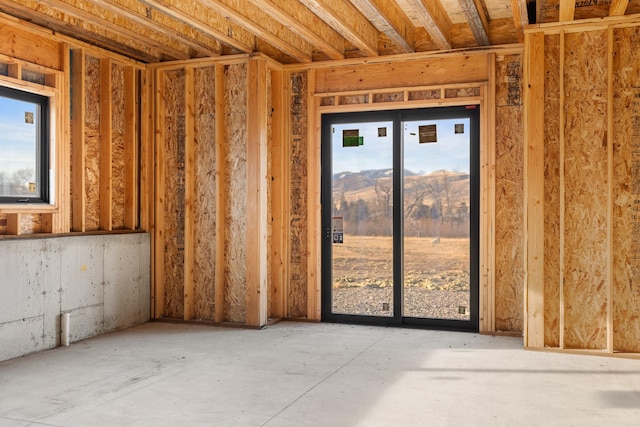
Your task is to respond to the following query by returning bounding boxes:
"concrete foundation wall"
[0,233,151,361]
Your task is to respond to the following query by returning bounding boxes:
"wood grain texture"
[562,30,609,350]
[162,68,186,319]
[224,62,248,323]
[288,71,308,317]
[543,34,561,348]
[494,54,524,332]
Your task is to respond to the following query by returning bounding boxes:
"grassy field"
[332,235,470,290]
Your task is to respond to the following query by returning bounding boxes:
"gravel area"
[332,286,470,320]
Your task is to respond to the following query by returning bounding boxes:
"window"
[0,86,49,203]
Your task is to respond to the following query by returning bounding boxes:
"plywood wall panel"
[494,54,524,332]
[612,27,640,352]
[543,34,561,347]
[561,30,609,350]
[111,63,126,230]
[85,56,101,231]
[192,66,217,321]
[162,69,186,319]
[224,63,248,324]
[289,71,308,318]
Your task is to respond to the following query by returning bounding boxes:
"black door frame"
[321,105,480,331]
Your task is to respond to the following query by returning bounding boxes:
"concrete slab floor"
[0,322,639,427]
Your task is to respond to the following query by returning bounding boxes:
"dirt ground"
[331,236,470,319]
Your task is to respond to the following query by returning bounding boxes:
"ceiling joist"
[248,0,345,60]
[458,0,490,46]
[395,0,452,50]
[559,0,576,21]
[299,0,380,57]
[91,0,223,57]
[510,0,529,43]
[198,0,314,63]
[349,0,415,53]
[141,0,256,54]
[610,0,629,16]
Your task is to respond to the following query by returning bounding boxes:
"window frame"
[0,85,50,204]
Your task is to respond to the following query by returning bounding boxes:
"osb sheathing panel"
[85,55,101,231]
[562,31,608,349]
[111,63,126,230]
[612,27,640,352]
[289,71,308,317]
[20,214,42,234]
[543,34,561,347]
[494,54,524,332]
[163,68,186,319]
[193,66,217,320]
[224,63,248,324]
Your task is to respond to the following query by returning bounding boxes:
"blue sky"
[0,97,37,177]
[331,118,470,175]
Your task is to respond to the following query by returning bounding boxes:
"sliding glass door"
[321,106,479,330]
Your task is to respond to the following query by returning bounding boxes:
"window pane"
[0,95,40,198]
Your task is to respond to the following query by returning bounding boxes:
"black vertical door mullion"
[392,112,403,322]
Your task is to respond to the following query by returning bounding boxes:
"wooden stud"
[71,49,86,232]
[524,31,546,348]
[246,58,269,327]
[41,213,54,233]
[6,214,21,235]
[485,54,497,332]
[154,68,166,318]
[606,26,614,353]
[7,63,20,79]
[99,57,113,231]
[269,67,286,318]
[307,69,321,321]
[140,68,154,232]
[558,31,565,349]
[214,63,226,323]
[183,66,195,321]
[123,66,138,230]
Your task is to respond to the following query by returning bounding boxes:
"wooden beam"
[99,58,113,231]
[349,0,415,53]
[458,0,490,46]
[524,31,545,348]
[141,0,256,53]
[39,0,192,60]
[395,0,452,50]
[214,64,226,323]
[71,49,86,232]
[559,0,576,21]
[246,58,269,327]
[0,0,162,62]
[269,67,286,318]
[249,0,345,60]
[510,0,529,43]
[610,0,629,16]
[90,0,222,57]
[298,0,380,56]
[183,67,195,321]
[154,68,166,318]
[198,0,313,63]
[123,66,137,230]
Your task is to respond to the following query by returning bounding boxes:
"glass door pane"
[402,118,471,320]
[330,121,394,317]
